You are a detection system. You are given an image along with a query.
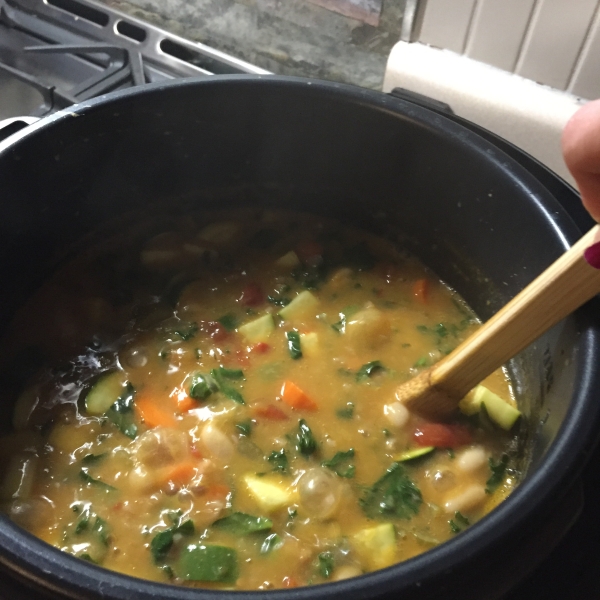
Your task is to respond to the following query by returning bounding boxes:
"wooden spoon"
[396,224,600,419]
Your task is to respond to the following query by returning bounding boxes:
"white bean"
[384,401,410,429]
[456,446,488,474]
[444,484,487,514]
[200,423,234,461]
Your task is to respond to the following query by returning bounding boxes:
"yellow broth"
[0,210,518,589]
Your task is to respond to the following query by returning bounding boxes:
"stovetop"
[0,1,599,598]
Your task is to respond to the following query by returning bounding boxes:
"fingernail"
[584,241,600,269]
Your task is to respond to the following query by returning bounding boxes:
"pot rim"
[0,74,599,600]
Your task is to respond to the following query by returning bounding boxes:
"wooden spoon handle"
[431,224,600,399]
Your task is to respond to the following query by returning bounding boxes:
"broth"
[0,210,519,589]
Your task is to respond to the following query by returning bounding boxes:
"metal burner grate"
[0,0,269,117]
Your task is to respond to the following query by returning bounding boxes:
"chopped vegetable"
[189,372,216,401]
[85,371,126,416]
[285,331,302,360]
[260,533,283,554]
[150,514,195,563]
[353,523,396,570]
[79,469,116,492]
[413,423,472,448]
[213,512,273,535]
[252,404,289,421]
[359,462,422,520]
[211,368,245,405]
[321,449,355,478]
[275,250,300,268]
[239,283,264,307]
[135,394,176,429]
[218,313,238,331]
[238,314,275,344]
[336,403,354,419]
[106,382,138,439]
[459,385,521,430]
[178,544,239,582]
[299,332,319,357]
[243,474,293,512]
[279,290,319,320]
[486,454,509,493]
[292,419,317,457]
[317,551,335,578]
[267,449,289,474]
[393,447,435,462]
[281,381,317,411]
[449,511,470,534]
[356,361,385,382]
[236,420,252,436]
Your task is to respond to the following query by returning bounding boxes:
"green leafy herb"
[336,403,354,419]
[150,516,195,563]
[213,512,273,535]
[79,469,116,492]
[359,462,422,520]
[449,511,470,534]
[317,551,335,578]
[189,372,216,401]
[178,544,238,582]
[81,453,107,466]
[267,449,289,474]
[285,331,302,360]
[331,316,346,333]
[218,314,238,331]
[218,367,245,380]
[210,368,245,405]
[486,454,509,493]
[74,506,91,533]
[260,533,283,554]
[92,516,110,546]
[293,419,317,458]
[414,356,429,368]
[236,420,252,437]
[322,449,355,478]
[356,361,385,382]
[106,382,137,439]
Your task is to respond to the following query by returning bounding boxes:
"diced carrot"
[164,461,196,485]
[412,278,429,304]
[204,483,231,500]
[281,380,318,411]
[170,388,195,413]
[135,394,176,429]
[253,404,289,421]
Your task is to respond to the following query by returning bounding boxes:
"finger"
[562,99,600,222]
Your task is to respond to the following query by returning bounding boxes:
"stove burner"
[0,0,269,118]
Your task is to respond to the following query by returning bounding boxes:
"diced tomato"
[250,342,271,354]
[190,445,203,459]
[281,380,318,411]
[204,483,231,501]
[295,240,324,265]
[239,282,264,307]
[413,423,473,448]
[412,278,430,304]
[282,577,299,589]
[253,404,289,421]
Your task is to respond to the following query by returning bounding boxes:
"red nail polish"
[584,241,600,269]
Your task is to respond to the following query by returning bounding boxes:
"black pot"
[0,76,598,600]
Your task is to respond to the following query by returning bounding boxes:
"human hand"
[562,99,600,223]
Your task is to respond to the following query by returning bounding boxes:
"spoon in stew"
[396,223,600,419]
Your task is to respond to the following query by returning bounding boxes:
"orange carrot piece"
[164,462,196,485]
[135,394,176,428]
[171,388,195,413]
[281,380,318,411]
[412,278,429,304]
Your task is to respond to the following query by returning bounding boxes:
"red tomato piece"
[413,423,473,448]
[253,404,289,421]
[222,349,250,367]
[203,321,230,342]
[250,342,271,354]
[239,282,264,307]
